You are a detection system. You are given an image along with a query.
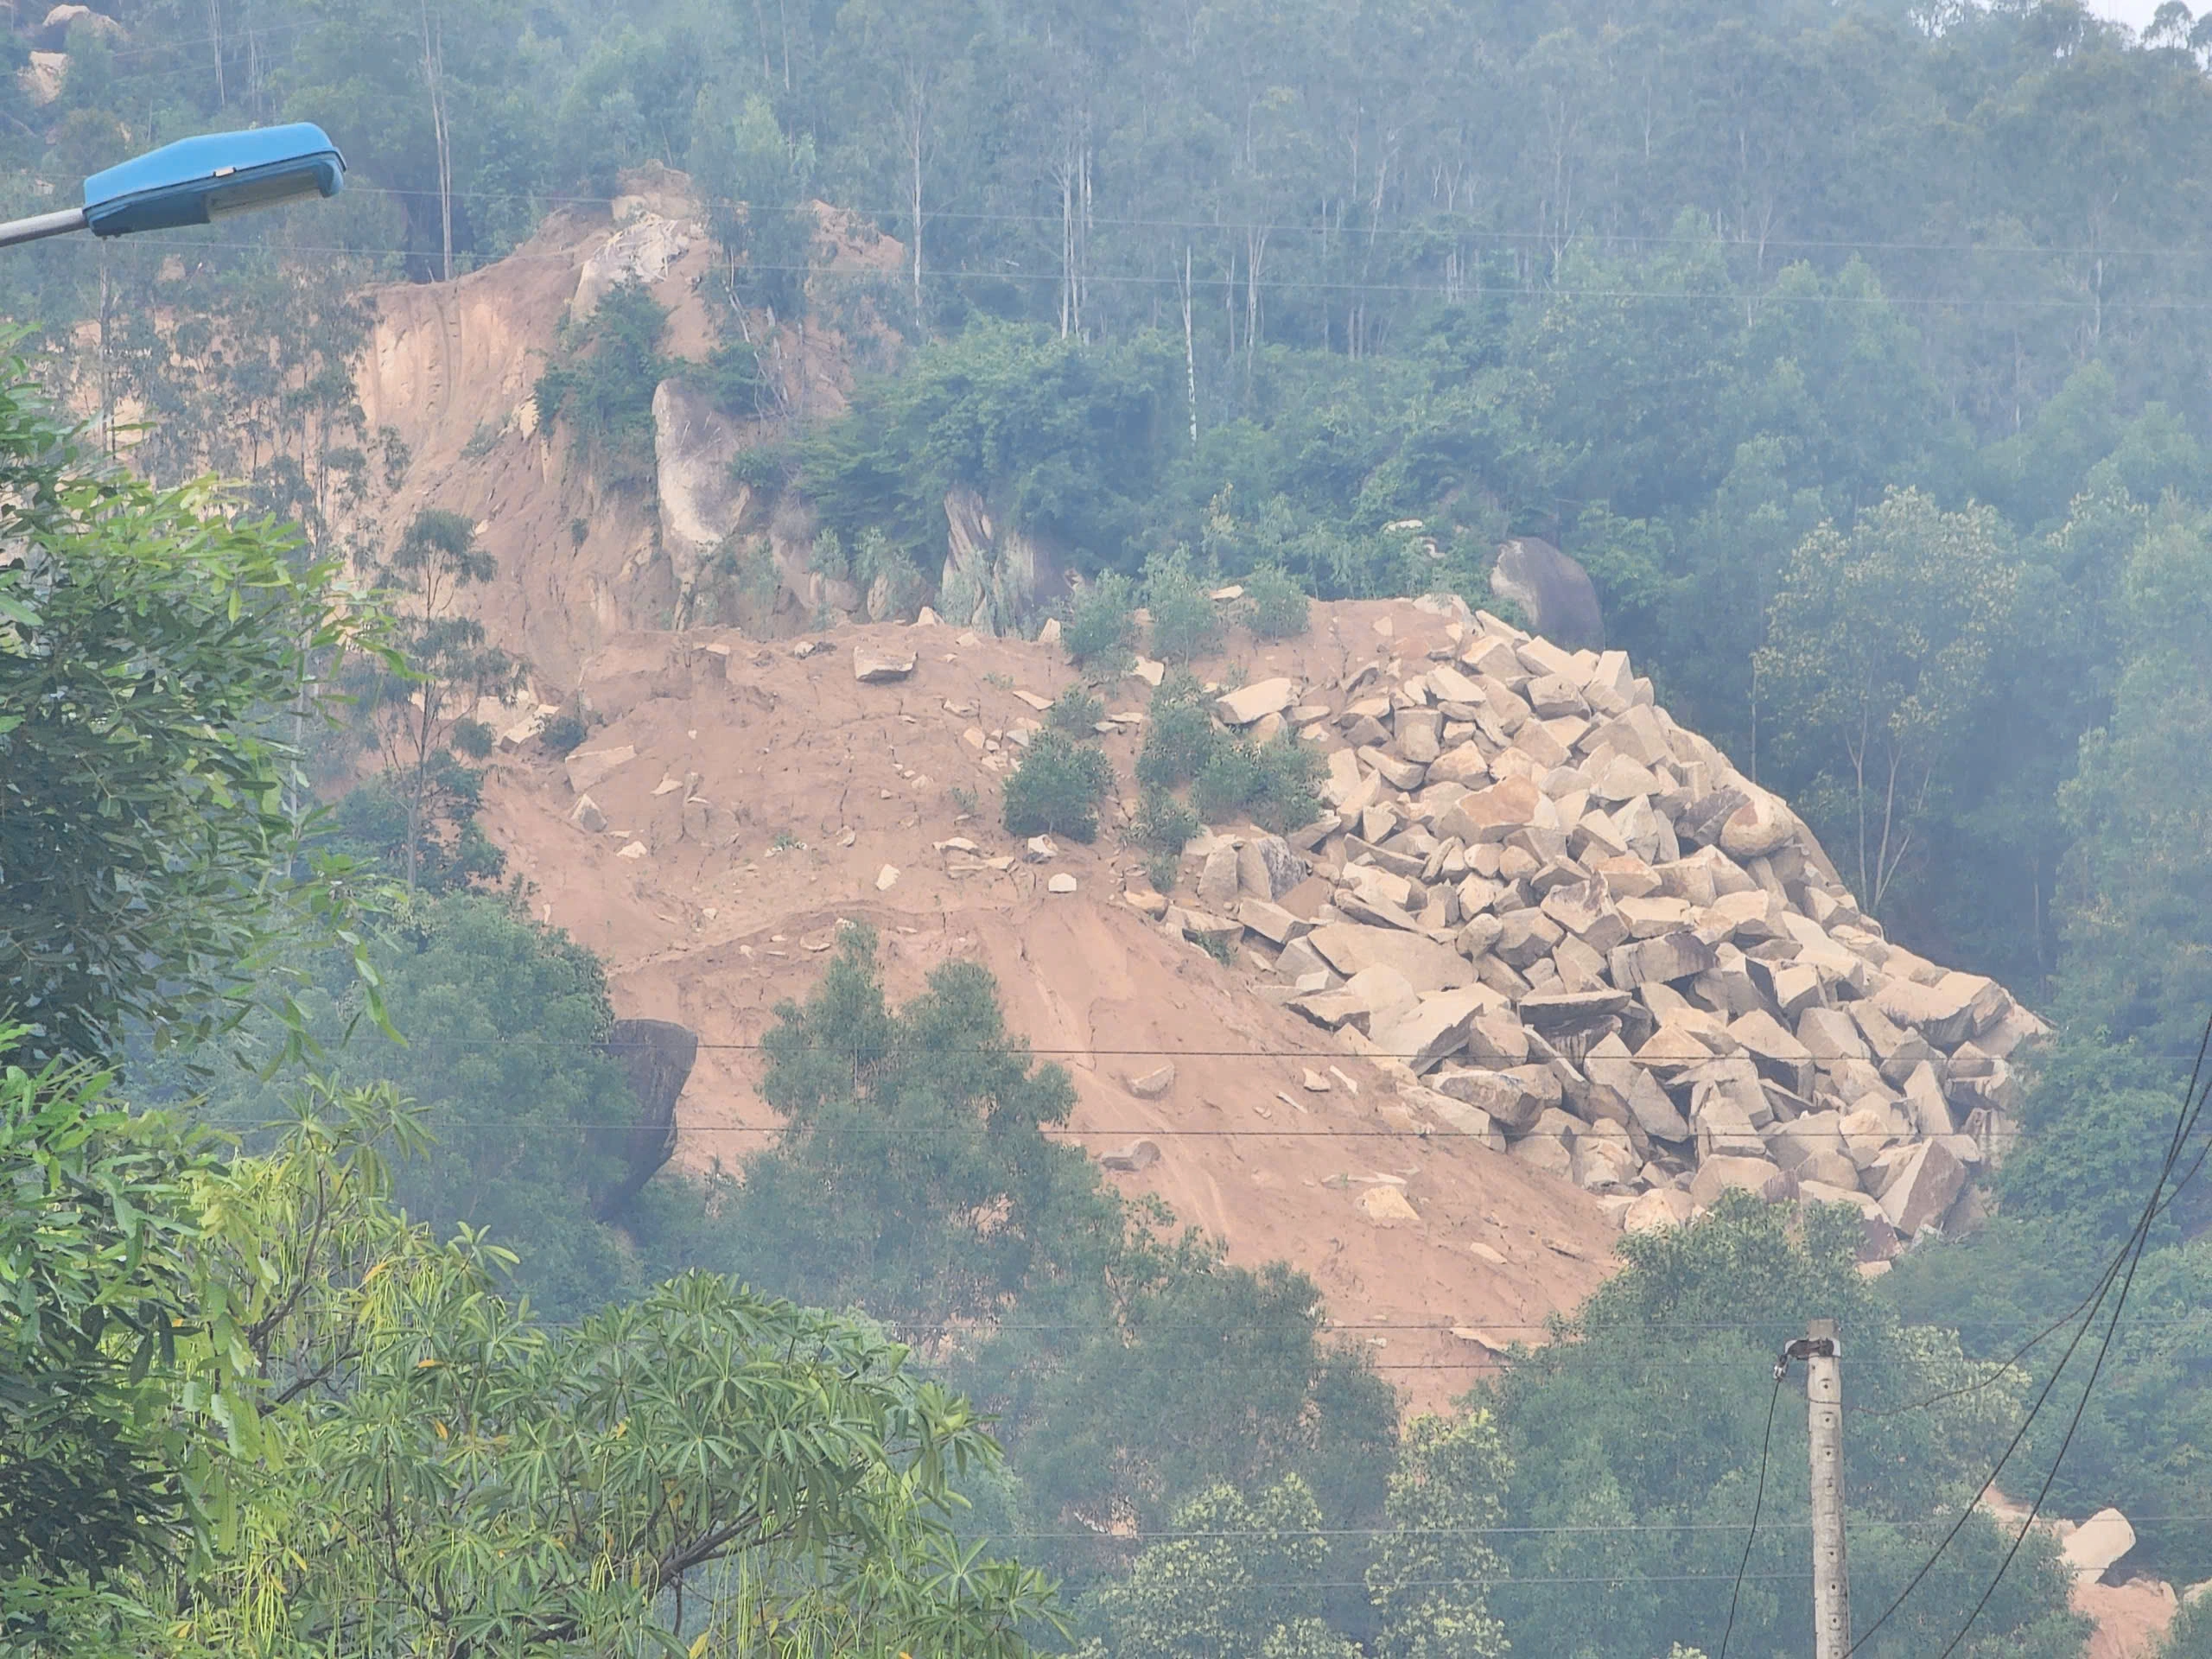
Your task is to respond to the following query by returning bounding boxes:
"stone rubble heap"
[1134,608,2046,1255]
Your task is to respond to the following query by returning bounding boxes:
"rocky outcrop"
[572,212,700,321]
[1145,605,2045,1255]
[651,379,755,624]
[938,486,1069,635]
[591,1018,697,1218]
[1491,537,1604,650]
[41,5,125,48]
[19,50,67,105]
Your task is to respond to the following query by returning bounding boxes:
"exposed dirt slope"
[352,166,893,688]
[478,601,1622,1412]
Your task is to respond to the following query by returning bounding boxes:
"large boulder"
[1305,922,1478,993]
[1433,1067,1549,1134]
[592,1019,696,1218]
[574,212,696,321]
[41,3,126,47]
[1436,776,1546,844]
[2062,1509,2137,1584]
[1217,677,1300,727]
[1371,989,1491,1074]
[1490,537,1605,650]
[1876,1139,1967,1236]
[1691,1155,1797,1209]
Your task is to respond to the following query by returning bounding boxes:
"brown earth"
[2075,1578,2178,1659]
[476,599,1622,1413]
[353,164,897,690]
[337,163,1618,1412]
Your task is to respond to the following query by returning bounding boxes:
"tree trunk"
[748,0,772,84]
[1243,224,1268,400]
[1059,166,1074,338]
[903,67,927,335]
[207,0,226,105]
[420,0,454,283]
[1181,245,1198,451]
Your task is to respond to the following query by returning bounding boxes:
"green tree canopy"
[2058,504,2212,1053]
[0,359,372,1065]
[1757,488,2022,915]
[1477,1197,2083,1659]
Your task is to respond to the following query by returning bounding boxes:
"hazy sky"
[2082,0,2159,30]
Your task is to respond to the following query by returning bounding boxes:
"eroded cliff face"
[939,485,1076,633]
[349,165,901,694]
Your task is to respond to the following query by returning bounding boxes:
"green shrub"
[730,444,794,489]
[1129,787,1200,893]
[1145,546,1221,664]
[1002,733,1116,842]
[1135,673,1222,791]
[540,713,587,754]
[1243,563,1311,639]
[1047,683,1107,737]
[810,529,849,580]
[1195,734,1324,832]
[1065,571,1138,670]
[532,280,671,486]
[682,338,768,420]
[1129,786,1200,860]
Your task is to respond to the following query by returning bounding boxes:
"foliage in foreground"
[0,356,1055,1657]
[4,1071,1059,1656]
[0,359,378,1066]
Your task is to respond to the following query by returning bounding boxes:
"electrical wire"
[980,1514,2212,1543]
[30,226,2212,316]
[29,85,2212,269]
[340,1118,2042,1137]
[1845,1282,2143,1421]
[1924,1013,2212,1656]
[1716,1366,1786,1659]
[1841,1004,2212,1656]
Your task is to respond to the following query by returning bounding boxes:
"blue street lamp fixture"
[0,123,346,251]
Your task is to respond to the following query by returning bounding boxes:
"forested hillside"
[13,1,2212,1656]
[13,0,2212,987]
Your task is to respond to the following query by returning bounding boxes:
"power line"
[33,227,2212,315]
[885,1315,2212,1335]
[307,1036,2059,1058]
[1843,1004,2212,1656]
[1924,1009,2212,1657]
[321,181,2212,264]
[327,1119,2046,1141]
[25,133,2212,265]
[979,1513,2212,1543]
[1716,1366,1785,1659]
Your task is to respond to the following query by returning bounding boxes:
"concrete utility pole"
[1805,1319,1850,1659]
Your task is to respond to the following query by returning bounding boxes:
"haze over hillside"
[13,2,2212,1656]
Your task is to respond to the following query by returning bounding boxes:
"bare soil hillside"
[477,601,1624,1413]
[353,165,896,687]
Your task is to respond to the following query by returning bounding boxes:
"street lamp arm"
[0,123,344,254]
[0,208,91,251]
